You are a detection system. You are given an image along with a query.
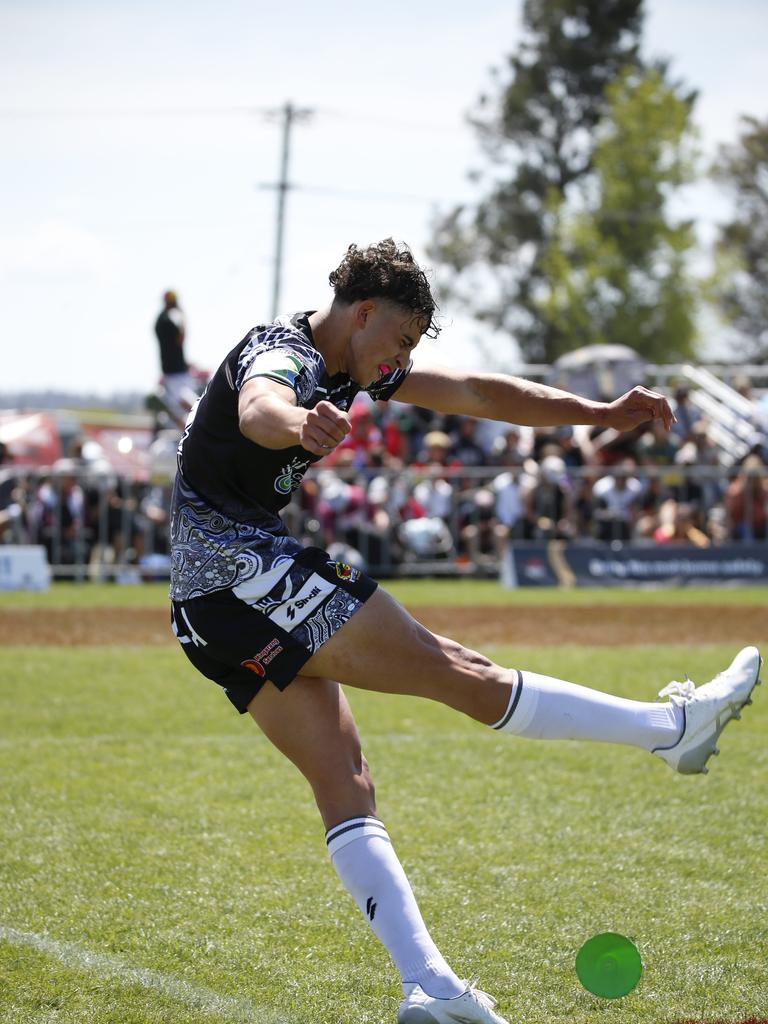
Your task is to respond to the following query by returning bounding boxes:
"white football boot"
[397,979,510,1024]
[652,646,762,775]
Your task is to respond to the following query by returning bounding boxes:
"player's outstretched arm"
[396,366,675,432]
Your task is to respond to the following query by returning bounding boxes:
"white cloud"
[0,220,115,280]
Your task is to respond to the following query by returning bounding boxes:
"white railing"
[2,462,766,581]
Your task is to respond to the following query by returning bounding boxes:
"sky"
[1,0,766,397]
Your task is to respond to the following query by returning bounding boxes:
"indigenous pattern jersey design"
[169,311,409,601]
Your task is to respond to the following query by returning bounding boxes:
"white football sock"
[326,816,465,999]
[491,669,684,752]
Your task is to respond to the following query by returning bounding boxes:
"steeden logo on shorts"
[241,638,284,677]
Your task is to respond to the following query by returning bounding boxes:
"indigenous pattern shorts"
[171,545,377,713]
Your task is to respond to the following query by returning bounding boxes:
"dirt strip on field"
[0,605,765,647]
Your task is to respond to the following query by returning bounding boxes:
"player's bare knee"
[310,756,376,823]
[345,753,375,805]
[305,738,373,794]
[353,756,376,808]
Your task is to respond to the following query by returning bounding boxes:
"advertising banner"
[0,545,51,591]
[502,542,768,587]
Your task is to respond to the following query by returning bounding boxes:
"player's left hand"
[603,385,676,432]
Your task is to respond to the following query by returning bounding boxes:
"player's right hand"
[300,400,351,456]
[603,385,676,432]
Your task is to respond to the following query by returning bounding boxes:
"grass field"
[1,582,767,1023]
[3,579,768,609]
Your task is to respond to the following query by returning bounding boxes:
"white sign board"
[0,546,51,591]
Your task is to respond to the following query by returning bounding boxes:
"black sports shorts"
[171,545,377,713]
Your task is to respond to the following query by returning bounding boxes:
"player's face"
[349,301,423,387]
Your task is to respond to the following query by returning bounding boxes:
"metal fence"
[1,461,767,580]
[0,468,173,582]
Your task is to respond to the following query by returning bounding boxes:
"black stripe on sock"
[325,816,387,846]
[493,669,523,730]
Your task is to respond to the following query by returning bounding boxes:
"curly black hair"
[328,238,440,338]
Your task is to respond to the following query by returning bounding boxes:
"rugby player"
[169,239,760,1024]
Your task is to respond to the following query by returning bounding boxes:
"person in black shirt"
[169,239,760,1024]
[155,289,186,372]
[154,290,195,427]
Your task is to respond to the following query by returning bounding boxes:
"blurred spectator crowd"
[2,383,768,579]
[0,437,172,581]
[284,385,768,574]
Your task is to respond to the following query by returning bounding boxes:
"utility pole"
[264,101,313,318]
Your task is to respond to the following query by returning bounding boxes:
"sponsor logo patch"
[241,638,284,677]
[274,455,310,495]
[284,586,321,621]
[335,562,361,583]
[270,573,335,631]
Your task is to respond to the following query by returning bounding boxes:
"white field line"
[0,925,286,1022]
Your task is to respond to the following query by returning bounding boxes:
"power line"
[316,105,467,135]
[0,103,465,133]
[293,184,445,205]
[1,100,729,228]
[288,183,725,224]
[0,105,271,118]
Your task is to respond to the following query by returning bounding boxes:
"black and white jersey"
[169,311,409,601]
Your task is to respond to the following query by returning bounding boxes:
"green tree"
[430,0,646,361]
[536,68,700,362]
[711,115,768,361]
